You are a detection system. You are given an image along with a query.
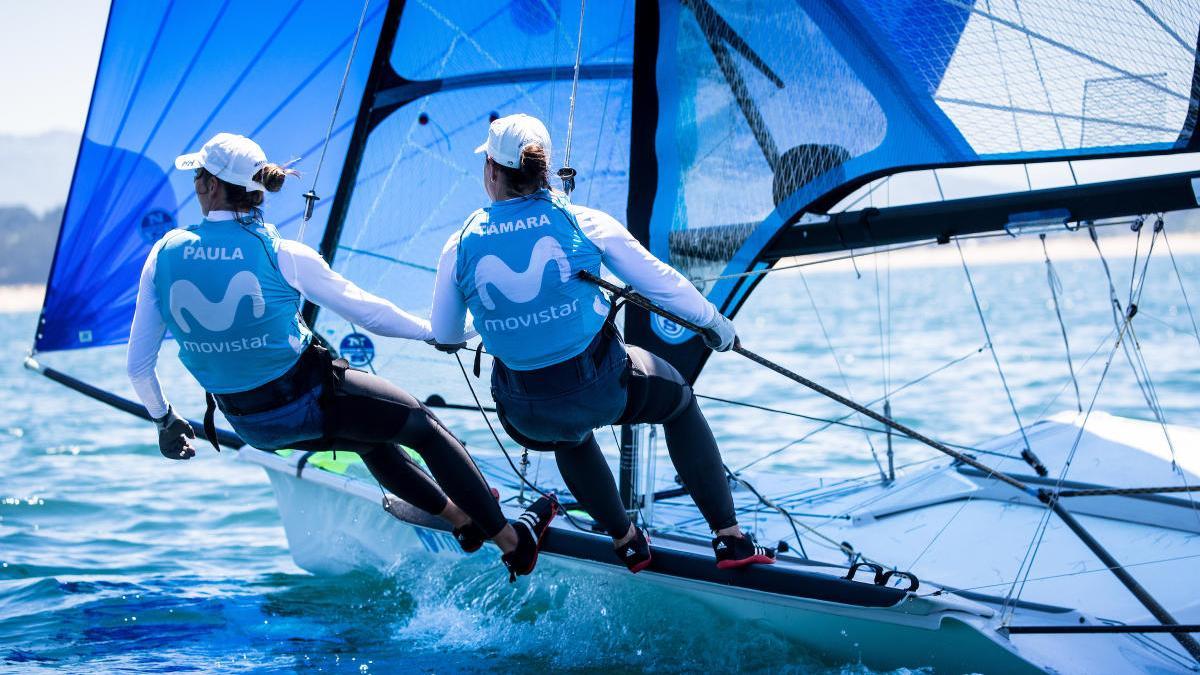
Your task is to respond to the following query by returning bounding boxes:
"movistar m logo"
[169,270,265,333]
[475,236,570,310]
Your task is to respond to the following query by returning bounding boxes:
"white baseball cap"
[175,133,269,192]
[474,114,551,169]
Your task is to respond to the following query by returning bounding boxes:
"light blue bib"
[456,190,609,370]
[154,216,312,393]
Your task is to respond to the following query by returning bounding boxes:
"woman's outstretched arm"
[276,239,433,340]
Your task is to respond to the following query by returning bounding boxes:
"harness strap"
[604,283,634,326]
[203,393,222,453]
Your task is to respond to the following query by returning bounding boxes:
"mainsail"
[35,1,387,352]
[35,0,1200,386]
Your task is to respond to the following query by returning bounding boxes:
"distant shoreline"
[0,284,44,313]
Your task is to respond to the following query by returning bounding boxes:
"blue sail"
[641,0,1200,354]
[35,0,1200,391]
[35,0,387,352]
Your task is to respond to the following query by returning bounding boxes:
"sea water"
[2,235,1198,673]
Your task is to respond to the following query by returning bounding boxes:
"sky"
[0,0,110,135]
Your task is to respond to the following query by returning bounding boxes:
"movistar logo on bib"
[170,270,264,333]
[477,236,583,332]
[457,190,608,370]
[155,220,311,392]
[477,236,569,309]
[170,270,273,354]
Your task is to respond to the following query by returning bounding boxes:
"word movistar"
[181,333,270,353]
[482,299,579,331]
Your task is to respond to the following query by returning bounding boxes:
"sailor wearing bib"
[431,115,776,572]
[127,133,553,579]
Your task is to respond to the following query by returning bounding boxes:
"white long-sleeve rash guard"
[126,211,433,419]
[431,203,718,345]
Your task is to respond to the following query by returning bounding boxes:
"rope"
[956,239,1044,475]
[1091,225,1195,529]
[1040,234,1082,412]
[451,351,589,531]
[1056,484,1200,498]
[1002,314,1129,623]
[299,0,373,241]
[724,465,811,559]
[557,0,587,194]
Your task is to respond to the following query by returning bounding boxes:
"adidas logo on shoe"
[615,527,652,574]
[712,534,776,570]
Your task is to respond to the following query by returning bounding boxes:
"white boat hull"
[240,411,1200,673]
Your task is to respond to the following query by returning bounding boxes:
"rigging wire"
[299,0,373,242]
[1039,234,1082,411]
[1002,232,1169,623]
[906,320,1124,575]
[451,351,589,531]
[956,239,1044,475]
[557,0,587,194]
[1088,224,1158,425]
[1162,223,1200,354]
[1002,301,1130,625]
[734,345,986,473]
[923,551,1200,597]
[874,249,895,480]
[1090,224,1197,532]
[797,270,887,481]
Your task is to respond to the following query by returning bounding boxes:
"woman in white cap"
[431,114,776,572]
[126,133,555,580]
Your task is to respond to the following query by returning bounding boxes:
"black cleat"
[615,526,652,574]
[713,533,776,570]
[501,495,558,581]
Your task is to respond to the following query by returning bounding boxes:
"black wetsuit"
[216,346,508,538]
[492,328,737,538]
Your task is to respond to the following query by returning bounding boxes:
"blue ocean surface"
[2,234,1198,673]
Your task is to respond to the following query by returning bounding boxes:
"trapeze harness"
[454,190,738,537]
[153,216,508,537]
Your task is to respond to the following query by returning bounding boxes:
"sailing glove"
[701,313,738,352]
[427,339,467,354]
[426,327,479,354]
[154,406,196,460]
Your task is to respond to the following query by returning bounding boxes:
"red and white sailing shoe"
[712,533,776,569]
[615,526,652,574]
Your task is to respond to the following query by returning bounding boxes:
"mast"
[619,0,662,512]
[302,0,407,328]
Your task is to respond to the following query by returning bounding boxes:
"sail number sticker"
[339,332,375,367]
